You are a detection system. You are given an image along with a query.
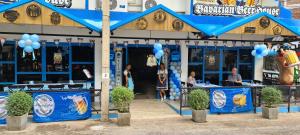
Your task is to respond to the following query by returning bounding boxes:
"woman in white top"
[124,64,134,90]
[157,63,168,101]
[187,71,196,87]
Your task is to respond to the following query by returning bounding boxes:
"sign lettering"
[193,0,280,17]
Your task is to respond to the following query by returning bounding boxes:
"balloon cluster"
[268,45,279,56]
[153,43,164,64]
[251,44,269,59]
[18,34,41,60]
[169,63,181,100]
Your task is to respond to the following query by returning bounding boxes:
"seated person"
[226,67,243,86]
[187,71,196,87]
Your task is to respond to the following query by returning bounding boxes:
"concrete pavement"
[1,99,300,135]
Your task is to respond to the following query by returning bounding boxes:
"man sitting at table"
[227,67,243,86]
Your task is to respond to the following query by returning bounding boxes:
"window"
[0,64,14,82]
[188,65,202,80]
[0,45,14,61]
[264,56,279,71]
[46,46,69,72]
[205,49,220,71]
[188,48,202,63]
[223,50,237,71]
[239,49,253,63]
[17,74,42,84]
[72,64,94,81]
[239,65,253,80]
[17,47,42,72]
[72,46,94,62]
[46,75,69,83]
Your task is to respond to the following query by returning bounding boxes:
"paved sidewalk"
[1,100,300,135]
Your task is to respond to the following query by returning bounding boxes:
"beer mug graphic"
[73,96,88,115]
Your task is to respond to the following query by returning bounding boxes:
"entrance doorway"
[128,47,157,99]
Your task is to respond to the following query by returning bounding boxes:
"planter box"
[117,112,131,126]
[262,107,278,119]
[7,113,28,131]
[192,110,207,123]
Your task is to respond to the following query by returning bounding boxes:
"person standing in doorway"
[157,63,168,101]
[124,64,134,90]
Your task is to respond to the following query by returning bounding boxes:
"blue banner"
[210,88,253,113]
[0,93,8,124]
[33,91,91,123]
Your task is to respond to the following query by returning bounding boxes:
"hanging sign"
[210,87,253,113]
[192,0,280,16]
[45,0,72,8]
[33,91,91,123]
[0,93,8,125]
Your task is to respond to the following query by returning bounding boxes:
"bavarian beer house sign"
[193,0,280,16]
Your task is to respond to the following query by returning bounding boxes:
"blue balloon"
[30,34,39,42]
[153,48,159,54]
[155,53,161,59]
[18,40,26,48]
[157,50,164,56]
[32,42,41,49]
[22,34,30,40]
[24,46,33,53]
[154,43,162,50]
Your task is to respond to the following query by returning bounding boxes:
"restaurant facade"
[0,0,300,99]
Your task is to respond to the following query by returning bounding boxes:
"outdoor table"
[3,82,92,92]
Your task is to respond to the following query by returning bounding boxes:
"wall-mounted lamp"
[241,41,246,46]
[232,41,236,47]
[124,41,128,46]
[165,40,170,45]
[66,38,72,43]
[194,41,199,46]
[0,37,6,47]
[89,30,93,35]
[185,40,189,45]
[54,39,60,45]
[41,40,47,46]
[213,41,218,46]
[89,39,95,47]
[145,39,150,45]
[134,40,139,44]
[175,40,180,45]
[204,40,209,46]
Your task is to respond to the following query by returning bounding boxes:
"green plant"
[6,91,33,116]
[188,89,209,110]
[111,86,134,113]
[261,87,282,108]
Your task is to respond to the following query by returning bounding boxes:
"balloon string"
[32,51,35,60]
[22,50,25,58]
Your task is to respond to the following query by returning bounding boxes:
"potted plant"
[6,91,32,131]
[111,86,134,126]
[188,89,209,123]
[261,87,282,119]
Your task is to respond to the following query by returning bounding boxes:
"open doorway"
[128,47,157,99]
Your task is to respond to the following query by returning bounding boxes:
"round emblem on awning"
[259,17,270,29]
[153,11,166,23]
[172,19,184,31]
[50,12,61,25]
[136,18,148,30]
[26,4,41,17]
[273,25,283,35]
[3,10,19,23]
[145,0,157,10]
